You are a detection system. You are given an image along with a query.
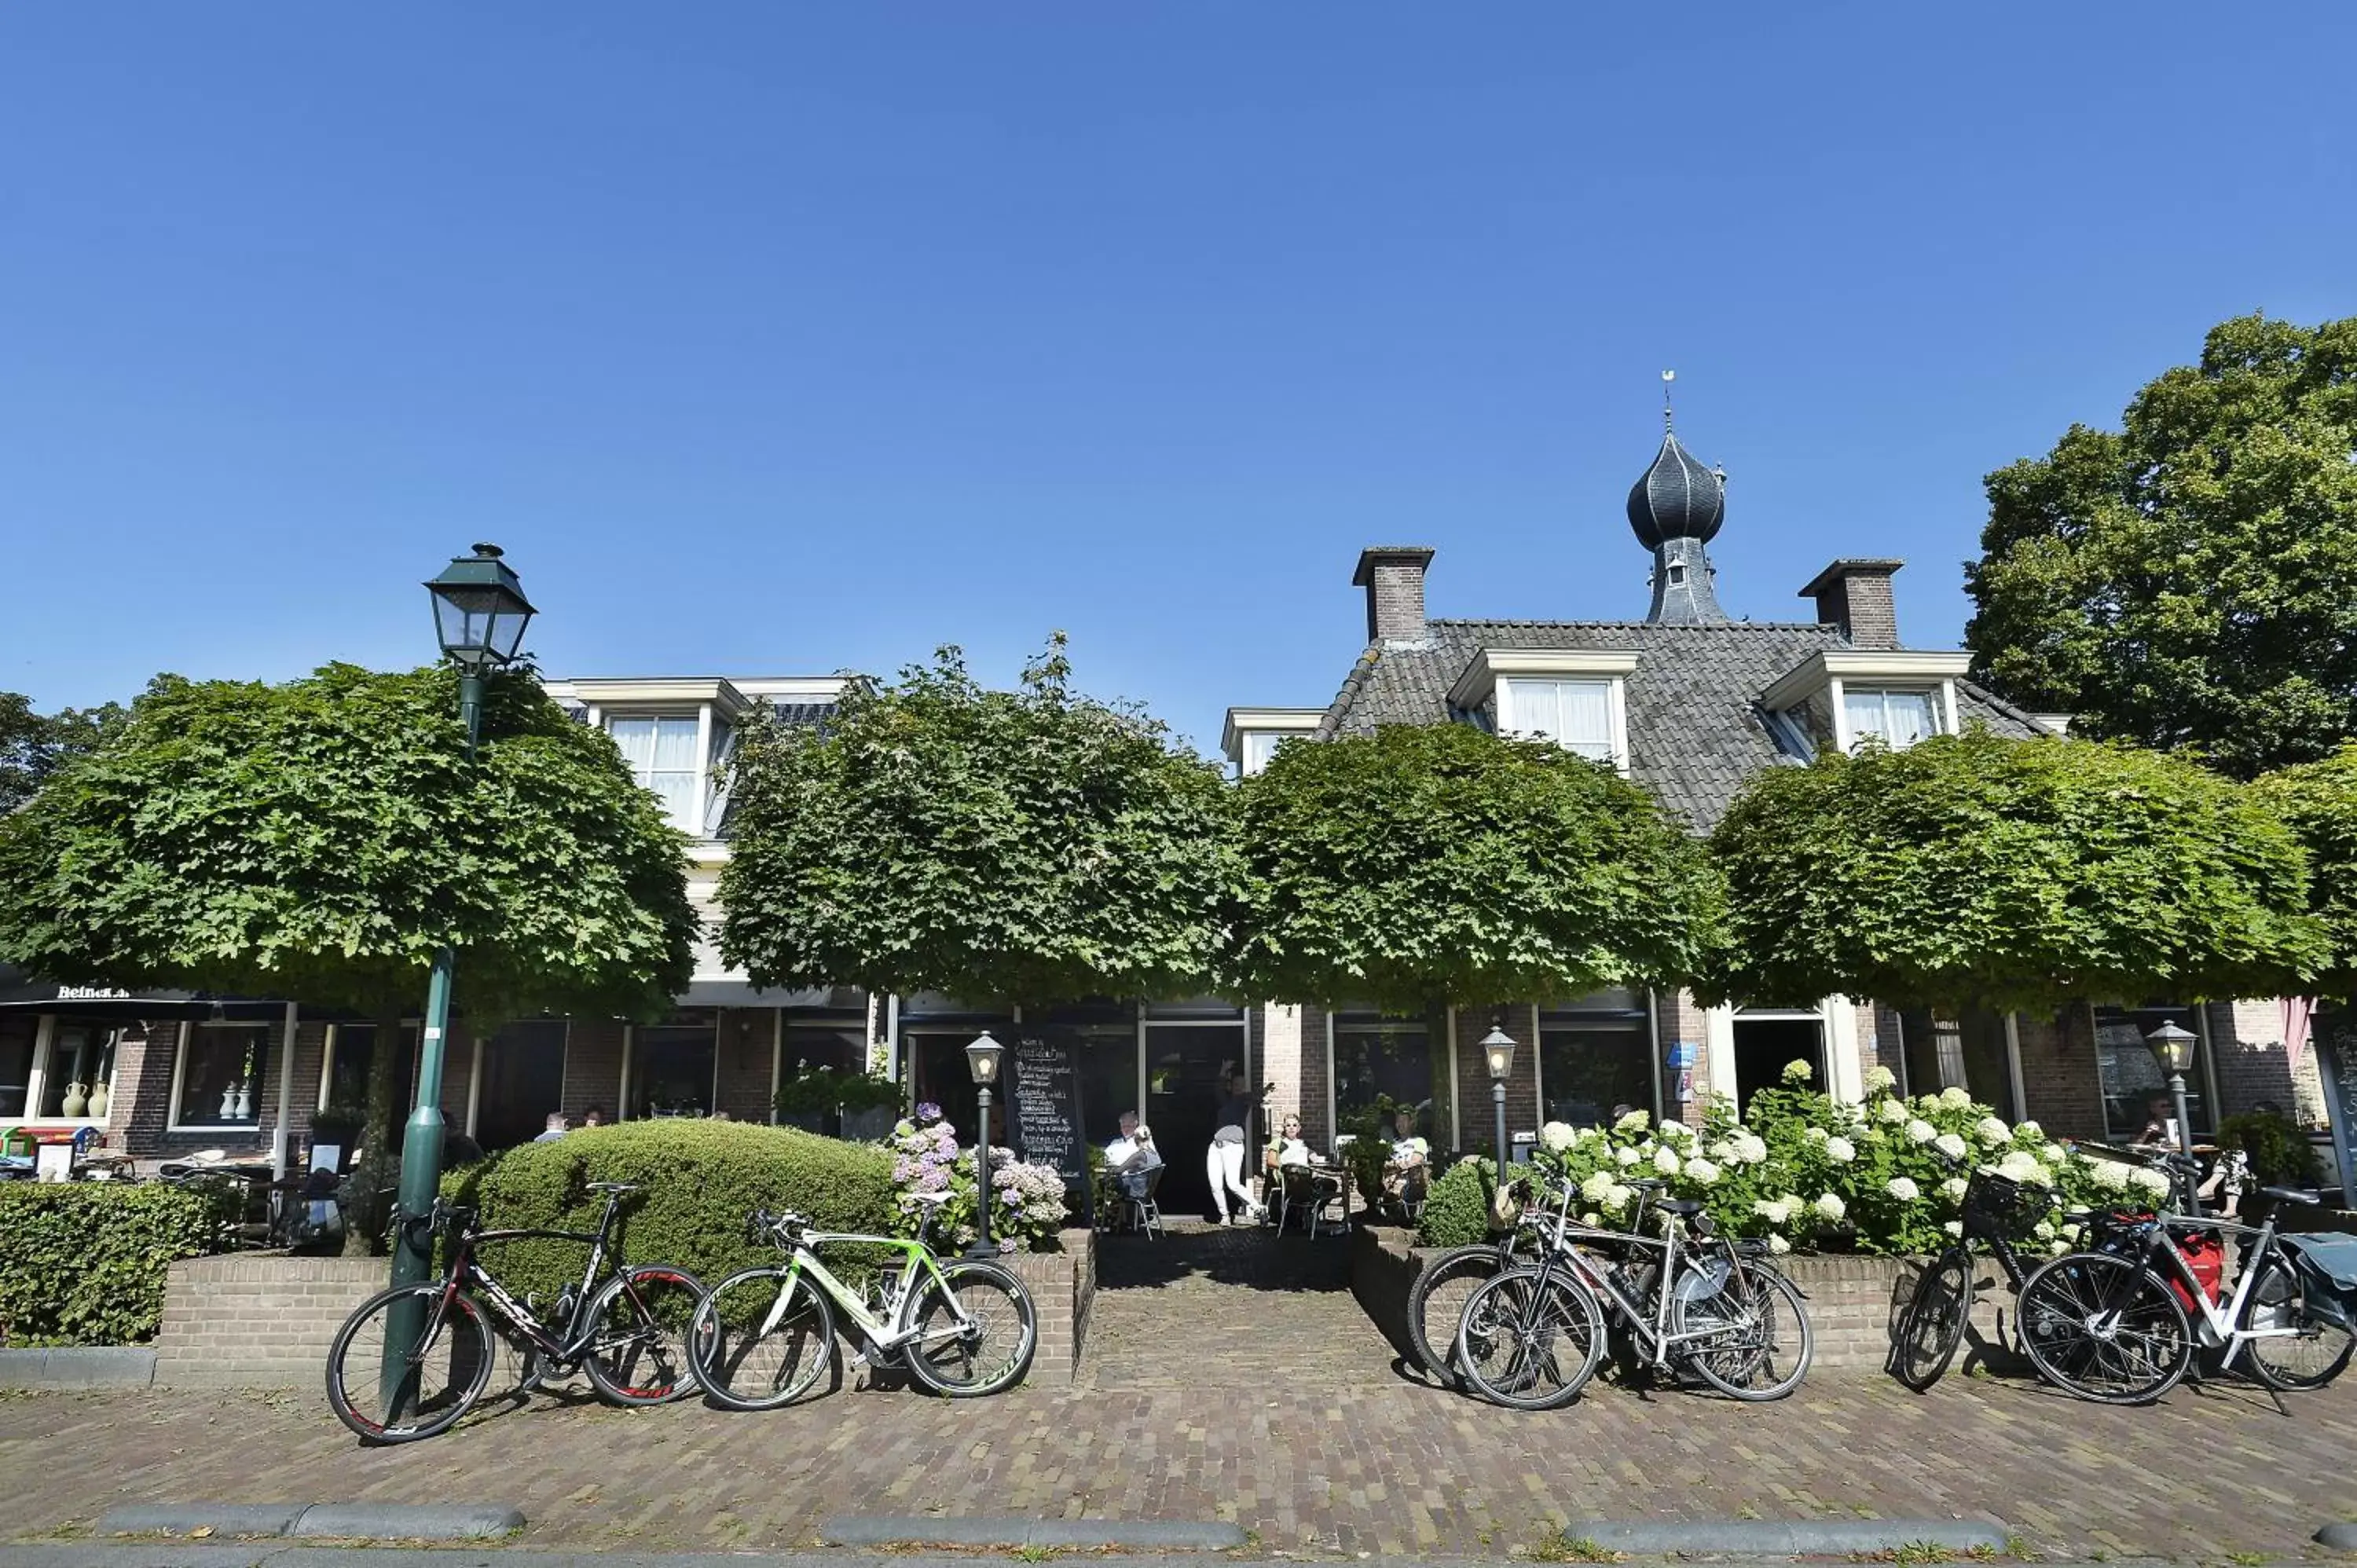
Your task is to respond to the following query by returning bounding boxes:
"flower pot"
[60,1083,89,1118]
[839,1105,897,1143]
[86,1081,109,1119]
[775,1111,830,1135]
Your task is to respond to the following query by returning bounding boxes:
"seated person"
[1273,1113,1316,1167]
[1382,1108,1430,1203]
[1103,1112,1164,1199]
[2133,1092,2179,1147]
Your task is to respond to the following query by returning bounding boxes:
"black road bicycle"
[324,1181,706,1443]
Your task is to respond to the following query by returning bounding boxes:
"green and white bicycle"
[687,1195,1037,1408]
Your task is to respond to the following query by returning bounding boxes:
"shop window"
[1332,1013,1437,1144]
[2094,1004,2209,1142]
[1897,1009,2018,1119]
[632,1018,717,1118]
[36,1024,119,1119]
[1541,991,1651,1127]
[174,1024,270,1128]
[0,1016,31,1119]
[783,1017,866,1076]
[319,1024,420,1116]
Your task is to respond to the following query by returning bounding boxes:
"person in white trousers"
[1205,1070,1264,1225]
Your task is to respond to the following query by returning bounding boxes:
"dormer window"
[1222,706,1325,778]
[1448,649,1637,771]
[612,716,702,830]
[543,678,753,840]
[1760,650,1968,757]
[1843,688,1938,750]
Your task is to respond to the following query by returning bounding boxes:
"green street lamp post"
[1482,1020,1517,1186]
[2145,1020,2201,1218]
[965,1031,1006,1259]
[382,544,535,1410]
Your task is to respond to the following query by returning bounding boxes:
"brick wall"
[1654,988,1714,1121]
[714,1008,776,1123]
[1256,1005,1304,1133]
[563,1019,627,1123]
[2014,1006,2106,1142]
[1299,1005,1331,1146]
[1003,1228,1096,1387]
[2205,1000,2309,1121]
[1452,1005,1538,1158]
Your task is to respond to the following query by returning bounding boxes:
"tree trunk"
[340,1009,406,1257]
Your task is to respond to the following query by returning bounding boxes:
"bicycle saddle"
[905,1190,955,1207]
[2263,1185,2322,1206]
[585,1181,640,1194]
[1626,1178,1666,1192]
[1652,1197,1704,1218]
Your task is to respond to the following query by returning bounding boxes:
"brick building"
[1220,411,2323,1161]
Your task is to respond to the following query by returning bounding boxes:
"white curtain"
[1505,679,1612,759]
[611,717,699,830]
[1846,689,1934,750]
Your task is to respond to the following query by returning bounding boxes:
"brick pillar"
[1654,988,1714,1123]
[1453,1005,1538,1159]
[564,1019,627,1123]
[1257,1005,1303,1128]
[715,1008,776,1122]
[2014,1005,2106,1141]
[1299,1006,1331,1146]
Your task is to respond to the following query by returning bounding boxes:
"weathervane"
[1662,368,1676,431]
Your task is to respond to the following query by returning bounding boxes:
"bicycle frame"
[2115,1210,2300,1368]
[1523,1183,1733,1368]
[420,1192,640,1366]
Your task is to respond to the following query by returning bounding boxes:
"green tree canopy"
[719,639,1237,1006]
[1966,313,2357,778]
[1,690,134,814]
[0,663,697,1023]
[2253,744,2357,998]
[1229,723,1723,1014]
[1704,729,2328,1013]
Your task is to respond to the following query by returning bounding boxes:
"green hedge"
[442,1119,899,1303]
[1417,1156,1497,1248]
[0,1184,232,1346]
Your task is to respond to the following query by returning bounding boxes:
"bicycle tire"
[1408,1244,1510,1386]
[582,1264,707,1405]
[1453,1265,1608,1411]
[1890,1248,1974,1391]
[2238,1255,2356,1392]
[2017,1250,2190,1405]
[1676,1260,1813,1401]
[690,1266,839,1411]
[901,1259,1036,1398]
[324,1284,494,1445]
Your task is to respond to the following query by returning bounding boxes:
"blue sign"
[1666,1041,1699,1070]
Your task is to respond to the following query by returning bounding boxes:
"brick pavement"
[6,1224,2355,1563]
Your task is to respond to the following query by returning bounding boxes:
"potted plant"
[772,1065,841,1135]
[2218,1108,2324,1226]
[834,1072,904,1142]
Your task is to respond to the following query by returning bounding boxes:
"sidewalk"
[3,1371,2350,1561]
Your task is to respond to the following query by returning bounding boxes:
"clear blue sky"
[4,4,2352,754]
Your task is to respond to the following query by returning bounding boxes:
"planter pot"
[839,1106,897,1143]
[775,1111,830,1135]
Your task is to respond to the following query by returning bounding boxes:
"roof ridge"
[1427,617,1841,632]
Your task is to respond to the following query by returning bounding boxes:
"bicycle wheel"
[1890,1249,1974,1392]
[582,1265,707,1405]
[2238,1255,2355,1392]
[690,1266,839,1411]
[1409,1244,1508,1387]
[901,1259,1037,1398]
[1454,1265,1608,1410]
[324,1284,494,1444]
[2018,1251,2190,1404]
[1676,1260,1813,1401]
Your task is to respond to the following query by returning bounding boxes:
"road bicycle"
[1454,1175,1813,1409]
[324,1182,706,1443]
[688,1192,1037,1407]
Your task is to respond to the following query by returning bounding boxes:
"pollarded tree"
[720,637,1237,1008]
[1703,729,2328,1014]
[1229,722,1724,1022]
[0,663,698,1248]
[1966,313,2357,778]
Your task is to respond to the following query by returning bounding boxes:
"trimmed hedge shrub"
[1417,1156,1497,1249]
[0,1183,232,1346]
[443,1118,898,1303]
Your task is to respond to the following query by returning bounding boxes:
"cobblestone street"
[6,1224,2356,1561]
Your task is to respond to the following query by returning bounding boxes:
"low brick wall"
[154,1229,1098,1390]
[1352,1226,2020,1376]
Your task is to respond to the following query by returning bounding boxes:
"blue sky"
[4,4,2352,754]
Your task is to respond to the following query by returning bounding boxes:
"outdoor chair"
[1277,1163,1344,1239]
[1122,1163,1167,1239]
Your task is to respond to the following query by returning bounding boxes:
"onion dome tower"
[1627,373,1728,625]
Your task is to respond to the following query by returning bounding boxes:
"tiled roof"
[1317,619,2042,833]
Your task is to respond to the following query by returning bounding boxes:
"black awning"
[0,963,284,1020]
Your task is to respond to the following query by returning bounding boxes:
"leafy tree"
[1966,313,2357,778]
[720,637,1236,1007]
[0,663,698,1248]
[1704,729,2328,1013]
[0,690,134,813]
[1229,723,1723,1017]
[2252,744,2357,999]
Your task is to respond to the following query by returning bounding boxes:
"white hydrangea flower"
[2130,1167,2172,1200]
[1944,1220,1964,1238]
[1825,1136,1856,1163]
[1538,1121,1576,1154]
[1582,1211,1602,1225]
[1615,1108,1651,1134]
[1977,1116,2011,1145]
[1940,1177,1968,1203]
[1814,1192,1846,1222]
[1709,1139,1734,1161]
[1653,1146,1681,1177]
[1996,1150,2041,1183]
[2088,1160,2128,1191]
[1907,1119,1938,1145]
[1783,1059,1814,1083]
[1580,1171,1615,1202]
[1934,1133,1968,1161]
[1768,1233,1791,1255]
[1879,1099,1909,1124]
[2033,1220,2056,1240]
[1685,1156,1721,1185]
[1615,1145,1641,1167]
[1863,1064,1897,1094]
[1732,1133,1769,1165]
[1604,1183,1636,1211]
[1805,1126,1830,1145]
[1658,1119,1689,1138]
[1886,1177,1920,1201]
[1939,1086,1973,1109]
[2014,1119,2043,1141]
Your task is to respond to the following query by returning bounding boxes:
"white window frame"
[1448,650,1639,774]
[167,1019,275,1134]
[23,1014,123,1128]
[1221,707,1324,778]
[1835,684,1948,753]
[1760,650,1970,757]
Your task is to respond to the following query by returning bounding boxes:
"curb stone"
[819,1515,1247,1550]
[0,1348,157,1390]
[1562,1518,2010,1555]
[2316,1522,2357,1550]
[93,1502,522,1542]
[93,1506,300,1539]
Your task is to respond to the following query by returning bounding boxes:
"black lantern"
[963,1031,1006,1258]
[1481,1024,1517,1082]
[425,543,536,669]
[2145,1020,2196,1076]
[965,1031,1005,1086]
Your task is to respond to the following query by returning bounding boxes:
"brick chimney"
[1352,546,1435,646]
[1800,559,1904,650]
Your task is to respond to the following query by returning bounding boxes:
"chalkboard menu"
[1008,1031,1093,1226]
[2315,1011,2357,1209]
